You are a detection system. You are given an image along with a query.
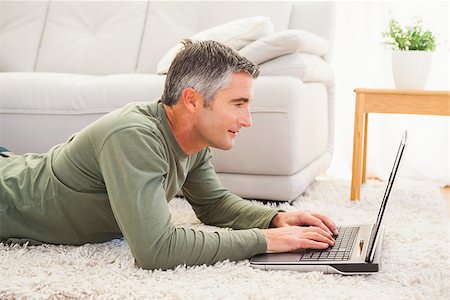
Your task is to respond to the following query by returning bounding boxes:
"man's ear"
[180,88,202,113]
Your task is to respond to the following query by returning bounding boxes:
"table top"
[354,88,450,96]
[353,88,450,116]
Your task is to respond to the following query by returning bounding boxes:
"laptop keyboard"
[299,226,359,261]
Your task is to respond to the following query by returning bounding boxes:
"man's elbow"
[131,244,184,271]
[133,253,180,271]
[132,249,175,271]
[134,258,169,271]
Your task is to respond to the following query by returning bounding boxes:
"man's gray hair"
[161,39,260,107]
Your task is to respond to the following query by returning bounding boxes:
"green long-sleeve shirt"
[0,100,278,270]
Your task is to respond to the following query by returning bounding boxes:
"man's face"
[194,72,253,150]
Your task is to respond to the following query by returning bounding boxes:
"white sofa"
[0,1,335,201]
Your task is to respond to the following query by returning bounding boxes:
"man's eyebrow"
[230,98,251,103]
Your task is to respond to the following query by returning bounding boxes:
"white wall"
[327,1,449,186]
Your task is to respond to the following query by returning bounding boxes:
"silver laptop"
[250,131,407,275]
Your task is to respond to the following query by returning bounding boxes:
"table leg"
[362,113,368,184]
[350,93,365,201]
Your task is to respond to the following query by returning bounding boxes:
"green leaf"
[381,17,436,51]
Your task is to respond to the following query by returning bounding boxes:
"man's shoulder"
[111,101,159,127]
[92,101,161,134]
[78,101,163,150]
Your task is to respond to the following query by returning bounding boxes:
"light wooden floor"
[441,186,450,217]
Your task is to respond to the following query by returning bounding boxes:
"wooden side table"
[350,88,450,201]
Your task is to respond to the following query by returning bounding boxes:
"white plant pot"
[391,50,433,90]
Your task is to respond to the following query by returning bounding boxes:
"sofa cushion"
[259,53,334,86]
[0,73,164,114]
[35,1,147,75]
[197,1,292,32]
[136,1,201,74]
[239,30,330,65]
[0,1,48,71]
[156,16,274,74]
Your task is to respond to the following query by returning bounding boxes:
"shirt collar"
[156,100,188,159]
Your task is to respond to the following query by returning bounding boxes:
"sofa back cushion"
[0,1,335,74]
[155,16,274,74]
[35,1,147,74]
[0,1,48,72]
[136,1,292,73]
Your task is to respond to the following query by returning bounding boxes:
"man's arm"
[98,128,268,270]
[182,150,338,253]
[182,150,280,230]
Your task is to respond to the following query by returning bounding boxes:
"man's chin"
[211,141,234,151]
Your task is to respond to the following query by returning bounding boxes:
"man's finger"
[302,214,334,236]
[306,227,335,245]
[311,213,339,235]
[293,226,334,246]
[297,239,330,250]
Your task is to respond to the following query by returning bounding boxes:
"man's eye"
[235,103,244,107]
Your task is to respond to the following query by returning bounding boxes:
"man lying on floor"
[0,40,338,270]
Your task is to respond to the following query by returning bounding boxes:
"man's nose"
[240,108,252,128]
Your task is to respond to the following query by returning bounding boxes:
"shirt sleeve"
[182,148,280,230]
[98,127,268,270]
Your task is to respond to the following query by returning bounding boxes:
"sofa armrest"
[211,76,331,175]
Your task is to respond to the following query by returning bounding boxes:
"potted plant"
[382,17,437,89]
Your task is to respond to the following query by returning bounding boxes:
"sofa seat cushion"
[0,73,165,114]
[1,72,328,179]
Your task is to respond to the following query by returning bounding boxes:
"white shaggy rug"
[1,179,449,299]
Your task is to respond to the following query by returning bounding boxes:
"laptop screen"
[365,131,407,262]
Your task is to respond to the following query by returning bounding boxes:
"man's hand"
[271,211,338,235]
[261,211,339,253]
[261,226,335,253]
